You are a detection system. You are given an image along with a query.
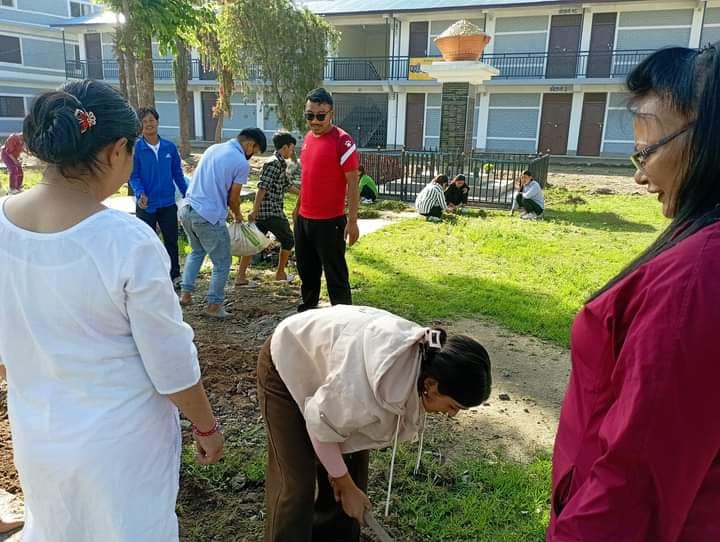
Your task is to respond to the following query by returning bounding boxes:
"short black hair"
[522,170,533,177]
[272,131,296,150]
[24,80,139,175]
[454,174,466,182]
[239,127,267,153]
[306,87,333,107]
[420,334,492,408]
[137,107,159,121]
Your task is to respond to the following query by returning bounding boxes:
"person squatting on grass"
[415,174,449,222]
[236,131,300,287]
[444,174,470,213]
[358,164,379,203]
[178,127,266,319]
[510,170,544,220]
[257,305,492,542]
[548,43,720,541]
[0,80,224,542]
[129,106,188,290]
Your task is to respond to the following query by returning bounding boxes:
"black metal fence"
[360,150,550,208]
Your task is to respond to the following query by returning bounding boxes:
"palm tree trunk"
[138,33,155,108]
[174,39,192,158]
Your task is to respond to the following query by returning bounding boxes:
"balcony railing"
[65,49,657,83]
[480,49,657,79]
[324,56,409,81]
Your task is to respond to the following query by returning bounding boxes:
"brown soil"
[547,164,644,195]
[0,384,19,495]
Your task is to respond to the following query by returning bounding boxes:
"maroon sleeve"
[550,244,720,541]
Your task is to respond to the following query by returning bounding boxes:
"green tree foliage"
[219,0,338,132]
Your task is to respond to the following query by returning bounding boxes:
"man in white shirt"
[510,170,545,220]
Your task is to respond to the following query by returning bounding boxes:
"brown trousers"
[257,338,370,542]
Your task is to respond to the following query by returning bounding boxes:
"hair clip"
[426,329,442,349]
[75,109,97,134]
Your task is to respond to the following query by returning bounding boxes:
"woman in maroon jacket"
[548,44,720,541]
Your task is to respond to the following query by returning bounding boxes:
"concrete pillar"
[566,90,585,156]
[483,15,496,55]
[475,91,490,150]
[690,3,706,48]
[193,90,203,139]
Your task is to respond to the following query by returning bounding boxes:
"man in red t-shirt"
[295,87,360,312]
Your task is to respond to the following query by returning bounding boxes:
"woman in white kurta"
[0,80,224,541]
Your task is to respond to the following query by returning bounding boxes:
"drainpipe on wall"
[62,30,68,80]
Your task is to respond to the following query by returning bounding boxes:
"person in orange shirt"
[1,133,24,194]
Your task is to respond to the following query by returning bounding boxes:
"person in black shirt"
[445,174,470,213]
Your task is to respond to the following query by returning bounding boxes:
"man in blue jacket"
[129,107,188,288]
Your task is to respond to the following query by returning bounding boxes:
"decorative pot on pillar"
[434,20,492,62]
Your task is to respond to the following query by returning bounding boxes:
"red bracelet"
[191,417,221,437]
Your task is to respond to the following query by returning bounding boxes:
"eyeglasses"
[305,111,330,121]
[630,122,694,171]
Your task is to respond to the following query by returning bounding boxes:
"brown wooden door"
[409,22,429,57]
[84,33,104,80]
[577,93,607,156]
[201,91,218,142]
[587,13,616,78]
[538,93,573,155]
[546,15,582,78]
[405,93,425,150]
[187,91,196,140]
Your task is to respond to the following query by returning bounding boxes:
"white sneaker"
[521,212,538,220]
[8,188,21,195]
[427,216,442,223]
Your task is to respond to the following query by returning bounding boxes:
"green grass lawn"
[348,187,667,347]
[176,187,667,541]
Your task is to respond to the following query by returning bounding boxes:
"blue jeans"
[179,205,231,305]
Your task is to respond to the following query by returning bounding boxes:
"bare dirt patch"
[547,164,644,195]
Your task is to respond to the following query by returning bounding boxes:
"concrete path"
[103,196,402,240]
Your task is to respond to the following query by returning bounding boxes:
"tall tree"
[220,0,338,132]
[99,0,208,108]
[173,38,193,157]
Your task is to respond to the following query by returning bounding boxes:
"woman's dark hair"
[419,331,492,408]
[306,87,334,107]
[433,174,449,186]
[137,106,159,121]
[590,43,720,300]
[23,80,139,175]
[272,131,297,150]
[522,170,532,177]
[454,174,466,182]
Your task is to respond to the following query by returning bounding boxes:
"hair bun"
[24,91,85,166]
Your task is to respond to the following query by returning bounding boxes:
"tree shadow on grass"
[350,250,574,417]
[544,209,658,233]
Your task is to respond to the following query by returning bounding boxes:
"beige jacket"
[270,305,428,454]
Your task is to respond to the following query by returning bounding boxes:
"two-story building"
[0,0,718,156]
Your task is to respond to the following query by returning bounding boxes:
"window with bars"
[0,96,24,118]
[0,35,20,64]
[0,0,15,8]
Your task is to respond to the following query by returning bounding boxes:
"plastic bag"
[228,222,272,257]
